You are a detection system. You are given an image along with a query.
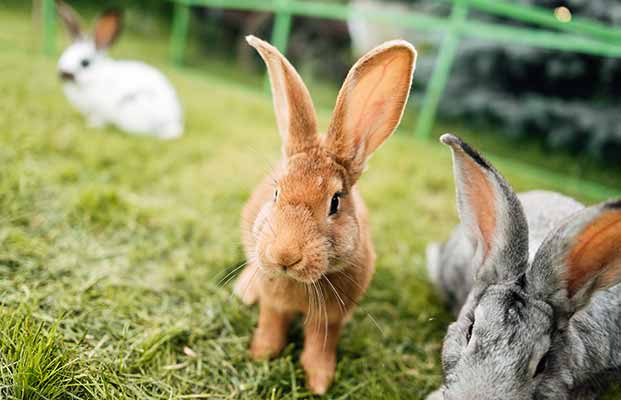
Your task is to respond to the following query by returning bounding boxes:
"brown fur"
[235,36,416,394]
[56,0,82,39]
[94,10,122,50]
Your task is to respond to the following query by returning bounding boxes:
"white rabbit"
[56,1,183,139]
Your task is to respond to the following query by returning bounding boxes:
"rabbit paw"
[301,350,336,395]
[250,333,285,360]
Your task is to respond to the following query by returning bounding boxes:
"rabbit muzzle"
[59,70,75,82]
[256,204,328,283]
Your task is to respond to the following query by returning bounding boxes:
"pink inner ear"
[95,14,120,49]
[567,210,621,297]
[342,55,408,154]
[460,153,497,259]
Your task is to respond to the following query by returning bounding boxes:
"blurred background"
[27,0,621,184]
[1,0,621,398]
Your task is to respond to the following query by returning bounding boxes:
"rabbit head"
[246,36,415,283]
[56,1,122,83]
[437,134,621,400]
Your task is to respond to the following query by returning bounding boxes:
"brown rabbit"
[233,35,416,394]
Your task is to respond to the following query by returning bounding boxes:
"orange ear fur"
[94,10,122,50]
[566,208,621,297]
[441,134,501,261]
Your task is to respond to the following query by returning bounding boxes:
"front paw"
[250,332,285,360]
[301,350,336,395]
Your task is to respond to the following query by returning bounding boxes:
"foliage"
[436,0,621,163]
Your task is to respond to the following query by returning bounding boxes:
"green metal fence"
[161,0,621,141]
[40,0,621,199]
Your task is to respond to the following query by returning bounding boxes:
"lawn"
[0,4,619,399]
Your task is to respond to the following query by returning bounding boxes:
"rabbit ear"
[324,40,416,180]
[529,201,621,311]
[441,134,529,283]
[246,35,318,157]
[55,0,82,39]
[94,9,123,50]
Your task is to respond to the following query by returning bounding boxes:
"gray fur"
[427,134,621,400]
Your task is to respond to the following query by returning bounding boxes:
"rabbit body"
[233,36,416,395]
[60,46,183,138]
[427,135,621,400]
[56,4,183,138]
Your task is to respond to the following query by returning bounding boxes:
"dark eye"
[466,319,474,343]
[329,193,341,216]
[274,189,279,202]
[534,353,549,377]
[81,59,90,68]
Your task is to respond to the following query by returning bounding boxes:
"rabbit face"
[441,282,560,400]
[253,149,358,283]
[58,40,100,84]
[56,2,122,84]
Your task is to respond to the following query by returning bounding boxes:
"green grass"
[0,4,619,399]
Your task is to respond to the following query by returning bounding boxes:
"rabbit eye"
[329,193,341,216]
[534,353,549,377]
[466,320,474,343]
[274,189,279,202]
[81,58,91,68]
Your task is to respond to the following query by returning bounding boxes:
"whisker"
[324,275,346,315]
[216,260,249,287]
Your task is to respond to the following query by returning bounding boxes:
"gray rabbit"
[426,134,621,400]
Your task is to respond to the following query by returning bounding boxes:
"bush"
[436,0,621,163]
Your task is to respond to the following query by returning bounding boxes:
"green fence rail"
[161,0,621,141]
[40,0,621,200]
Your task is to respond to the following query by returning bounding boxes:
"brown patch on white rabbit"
[235,36,416,394]
[94,10,122,50]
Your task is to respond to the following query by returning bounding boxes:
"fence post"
[415,0,468,139]
[42,0,56,56]
[271,0,293,54]
[170,1,190,66]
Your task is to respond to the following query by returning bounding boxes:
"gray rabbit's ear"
[528,200,621,311]
[441,134,529,283]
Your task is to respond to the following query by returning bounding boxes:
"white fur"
[58,40,183,139]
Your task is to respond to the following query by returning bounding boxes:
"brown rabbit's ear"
[246,35,318,157]
[94,9,123,50]
[325,40,416,179]
[441,134,529,283]
[55,0,82,39]
[529,201,621,311]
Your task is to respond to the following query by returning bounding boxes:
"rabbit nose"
[59,71,75,81]
[269,244,303,271]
